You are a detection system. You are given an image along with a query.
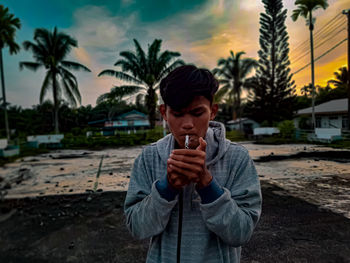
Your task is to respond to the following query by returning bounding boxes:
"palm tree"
[98,39,184,128]
[301,84,312,97]
[0,5,21,140]
[213,51,257,128]
[20,27,91,134]
[327,67,348,89]
[96,86,140,105]
[291,0,328,129]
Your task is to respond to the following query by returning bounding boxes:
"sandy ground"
[1,142,350,262]
[1,143,350,219]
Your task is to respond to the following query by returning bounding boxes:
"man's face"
[160,96,218,149]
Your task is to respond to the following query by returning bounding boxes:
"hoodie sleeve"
[199,147,262,247]
[124,150,178,240]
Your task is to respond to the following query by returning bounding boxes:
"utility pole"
[343,9,350,130]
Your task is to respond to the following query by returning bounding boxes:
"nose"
[181,114,194,130]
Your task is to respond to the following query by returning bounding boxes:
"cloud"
[68,6,133,50]
[64,5,143,106]
[239,0,262,11]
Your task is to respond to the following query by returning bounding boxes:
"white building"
[295,98,349,129]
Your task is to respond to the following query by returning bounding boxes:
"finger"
[168,158,203,173]
[168,164,200,181]
[196,137,206,152]
[171,149,206,158]
[169,154,205,166]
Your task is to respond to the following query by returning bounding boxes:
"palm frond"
[158,60,185,80]
[0,5,21,54]
[60,67,78,87]
[133,39,147,69]
[40,71,52,103]
[19,61,42,71]
[147,39,162,71]
[61,61,91,72]
[61,77,78,107]
[98,70,143,84]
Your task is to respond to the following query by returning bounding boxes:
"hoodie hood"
[156,121,229,166]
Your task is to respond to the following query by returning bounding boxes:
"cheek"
[166,117,180,133]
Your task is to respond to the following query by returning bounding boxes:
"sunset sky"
[2,0,349,108]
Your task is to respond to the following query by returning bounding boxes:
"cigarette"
[185,135,189,149]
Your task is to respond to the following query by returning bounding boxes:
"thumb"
[196,137,206,152]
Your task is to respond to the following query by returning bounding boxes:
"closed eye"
[192,111,204,117]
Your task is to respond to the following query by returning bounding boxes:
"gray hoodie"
[124,121,262,263]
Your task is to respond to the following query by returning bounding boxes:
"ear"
[159,104,167,121]
[210,104,218,120]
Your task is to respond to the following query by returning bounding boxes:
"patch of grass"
[328,140,350,149]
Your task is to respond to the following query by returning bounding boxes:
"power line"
[290,13,344,54]
[291,27,346,64]
[314,27,346,51]
[292,17,346,55]
[313,13,344,39]
[293,38,347,75]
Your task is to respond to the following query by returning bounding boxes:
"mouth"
[181,134,198,149]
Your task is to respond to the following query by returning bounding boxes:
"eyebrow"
[189,106,206,112]
[171,106,206,113]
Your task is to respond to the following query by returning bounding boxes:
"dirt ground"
[1,144,350,262]
[1,181,350,263]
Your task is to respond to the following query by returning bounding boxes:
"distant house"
[226,118,260,134]
[0,139,20,157]
[88,110,150,135]
[295,98,349,129]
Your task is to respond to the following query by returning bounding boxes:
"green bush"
[145,127,164,143]
[60,127,166,149]
[226,130,245,142]
[278,120,296,139]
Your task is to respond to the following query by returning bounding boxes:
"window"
[342,116,349,129]
[316,118,321,128]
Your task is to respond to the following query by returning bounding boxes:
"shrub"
[226,130,245,142]
[278,120,296,139]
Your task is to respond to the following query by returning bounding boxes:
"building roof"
[88,110,148,126]
[226,118,258,125]
[117,110,147,120]
[297,98,348,115]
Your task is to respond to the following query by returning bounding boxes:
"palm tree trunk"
[147,87,156,129]
[309,14,316,129]
[52,71,59,134]
[0,49,10,140]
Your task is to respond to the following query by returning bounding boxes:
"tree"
[328,67,348,90]
[20,27,91,134]
[98,39,184,128]
[300,83,312,97]
[0,5,21,140]
[291,0,328,128]
[246,0,295,125]
[96,86,140,105]
[96,85,141,121]
[213,51,257,125]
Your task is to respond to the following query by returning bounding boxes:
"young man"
[124,65,262,263]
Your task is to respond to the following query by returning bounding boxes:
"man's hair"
[159,65,219,111]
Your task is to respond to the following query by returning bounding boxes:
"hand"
[167,137,212,189]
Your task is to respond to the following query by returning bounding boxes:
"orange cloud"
[73,47,92,68]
